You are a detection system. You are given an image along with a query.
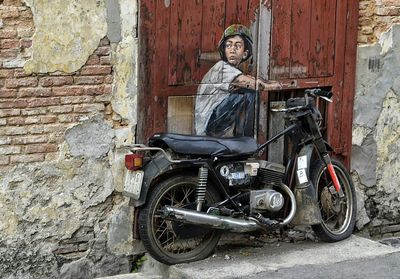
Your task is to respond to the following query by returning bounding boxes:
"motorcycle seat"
[149,133,258,157]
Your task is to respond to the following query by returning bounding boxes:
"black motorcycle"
[123,88,357,265]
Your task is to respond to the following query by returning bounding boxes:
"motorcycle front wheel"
[311,158,357,242]
[138,174,222,265]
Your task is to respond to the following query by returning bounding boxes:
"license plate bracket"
[123,170,144,199]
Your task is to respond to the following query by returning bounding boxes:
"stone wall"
[359,0,400,43]
[352,0,400,238]
[0,0,140,278]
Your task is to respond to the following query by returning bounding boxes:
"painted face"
[224,35,248,67]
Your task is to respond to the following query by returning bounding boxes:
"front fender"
[290,144,322,225]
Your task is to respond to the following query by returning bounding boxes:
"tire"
[311,158,357,242]
[138,174,222,265]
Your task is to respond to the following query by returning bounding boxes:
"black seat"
[149,133,258,157]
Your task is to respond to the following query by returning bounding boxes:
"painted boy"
[195,24,281,137]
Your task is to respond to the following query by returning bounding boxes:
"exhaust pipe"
[160,183,297,232]
[161,206,262,233]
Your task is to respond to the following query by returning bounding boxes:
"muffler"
[161,206,262,233]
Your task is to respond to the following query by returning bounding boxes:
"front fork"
[321,153,345,198]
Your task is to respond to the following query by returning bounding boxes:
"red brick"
[1,89,18,98]
[80,65,112,75]
[11,153,45,163]
[0,137,12,145]
[28,97,60,108]
[12,135,48,145]
[94,46,111,56]
[0,7,19,18]
[103,84,112,94]
[24,144,58,154]
[20,39,32,48]
[100,56,111,65]
[0,145,21,155]
[60,96,94,105]
[7,116,25,125]
[13,68,29,77]
[104,75,113,84]
[0,28,17,39]
[52,87,84,96]
[24,117,41,125]
[0,99,29,109]
[40,115,57,124]
[0,108,20,118]
[43,124,68,133]
[0,49,18,59]
[3,0,24,6]
[74,103,105,113]
[18,88,52,98]
[86,55,100,65]
[17,27,34,38]
[58,114,76,123]
[48,105,73,114]
[1,39,20,49]
[19,9,33,19]
[0,156,10,166]
[39,76,74,87]
[1,126,28,136]
[94,94,112,103]
[26,125,45,134]
[74,76,104,85]
[85,85,109,95]
[21,108,47,116]
[5,77,38,88]
[0,69,14,78]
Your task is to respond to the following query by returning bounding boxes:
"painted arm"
[231,74,282,91]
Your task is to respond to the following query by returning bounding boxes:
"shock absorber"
[196,166,208,211]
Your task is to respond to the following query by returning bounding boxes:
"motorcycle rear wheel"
[138,174,222,265]
[311,158,357,242]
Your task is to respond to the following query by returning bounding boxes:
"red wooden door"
[138,0,359,165]
[138,0,260,142]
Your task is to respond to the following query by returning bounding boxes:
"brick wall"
[0,1,113,170]
[359,0,400,43]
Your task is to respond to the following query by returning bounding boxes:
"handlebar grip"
[305,88,333,99]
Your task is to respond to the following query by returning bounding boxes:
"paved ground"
[97,234,400,279]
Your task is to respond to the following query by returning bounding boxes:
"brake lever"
[319,96,333,103]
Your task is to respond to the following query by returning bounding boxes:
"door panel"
[270,0,337,79]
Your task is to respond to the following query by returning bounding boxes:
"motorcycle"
[122,88,357,265]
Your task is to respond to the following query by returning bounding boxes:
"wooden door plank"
[270,0,291,79]
[309,0,336,77]
[168,0,180,85]
[138,0,156,142]
[290,0,311,78]
[199,0,225,76]
[154,0,171,89]
[176,0,203,85]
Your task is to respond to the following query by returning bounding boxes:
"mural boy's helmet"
[218,24,253,62]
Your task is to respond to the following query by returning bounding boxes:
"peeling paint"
[23,0,107,74]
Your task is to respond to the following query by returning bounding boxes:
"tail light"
[125,154,143,170]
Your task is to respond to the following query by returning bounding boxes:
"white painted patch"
[297,156,307,170]
[297,169,308,184]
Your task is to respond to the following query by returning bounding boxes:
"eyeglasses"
[225,42,244,51]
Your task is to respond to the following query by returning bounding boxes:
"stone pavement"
[96,234,400,279]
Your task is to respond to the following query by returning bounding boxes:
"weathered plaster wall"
[352,24,400,236]
[0,0,140,278]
